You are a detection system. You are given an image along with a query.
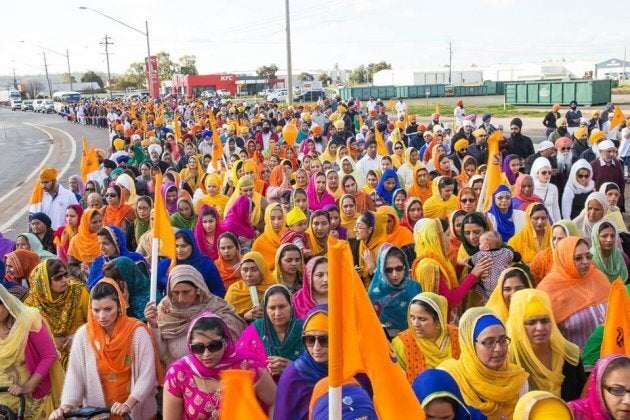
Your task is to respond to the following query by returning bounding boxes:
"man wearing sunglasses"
[554,137,577,197]
[449,139,469,173]
[591,139,625,212]
[523,140,557,177]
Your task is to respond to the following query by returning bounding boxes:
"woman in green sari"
[169,195,197,230]
[236,284,305,381]
[102,256,153,321]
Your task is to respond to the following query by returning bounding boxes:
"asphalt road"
[0,109,111,236]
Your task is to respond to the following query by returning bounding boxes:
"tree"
[81,70,104,88]
[156,51,177,82]
[318,73,333,87]
[366,61,392,83]
[61,73,77,84]
[26,80,44,99]
[348,65,367,85]
[298,72,314,82]
[113,61,145,90]
[177,55,198,75]
[256,64,279,79]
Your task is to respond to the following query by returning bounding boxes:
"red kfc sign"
[144,56,160,98]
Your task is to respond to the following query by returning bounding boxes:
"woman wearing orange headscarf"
[50,279,161,420]
[251,204,286,271]
[214,232,243,289]
[432,153,457,179]
[67,209,103,279]
[352,211,387,288]
[538,237,610,347]
[455,155,477,190]
[340,175,375,213]
[376,206,414,249]
[266,164,291,205]
[101,184,135,230]
[242,159,267,195]
[407,165,432,203]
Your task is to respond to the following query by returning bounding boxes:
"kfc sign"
[220,75,234,81]
[144,56,160,98]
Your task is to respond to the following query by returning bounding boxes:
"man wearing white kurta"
[29,168,79,230]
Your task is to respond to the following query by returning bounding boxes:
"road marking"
[0,123,78,232]
[0,126,55,205]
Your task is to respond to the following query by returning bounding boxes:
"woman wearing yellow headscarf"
[514,391,574,419]
[242,159,267,195]
[224,175,267,229]
[390,140,406,168]
[392,293,461,384]
[506,289,584,401]
[339,194,360,239]
[251,204,286,271]
[179,155,203,193]
[353,211,387,288]
[412,218,492,318]
[225,251,278,318]
[0,283,64,418]
[422,176,457,219]
[485,267,534,324]
[507,202,552,264]
[195,173,229,216]
[439,307,529,419]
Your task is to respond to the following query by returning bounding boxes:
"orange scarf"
[68,208,103,263]
[102,189,134,227]
[251,204,286,270]
[86,279,163,406]
[407,165,432,203]
[376,206,414,248]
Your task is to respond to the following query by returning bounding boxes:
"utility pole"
[623,45,627,82]
[12,67,18,90]
[66,49,73,91]
[448,39,453,84]
[285,0,293,105]
[100,35,114,98]
[42,52,52,99]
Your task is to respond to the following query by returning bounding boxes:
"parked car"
[257,89,273,97]
[266,89,288,103]
[200,90,217,99]
[217,89,231,98]
[41,100,55,113]
[294,89,327,102]
[10,99,22,111]
[21,100,34,111]
[32,99,44,112]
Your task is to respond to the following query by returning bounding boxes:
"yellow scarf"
[409,293,454,368]
[422,176,457,219]
[439,307,528,419]
[507,203,551,264]
[506,289,580,397]
[225,251,278,315]
[412,218,458,292]
[251,204,286,270]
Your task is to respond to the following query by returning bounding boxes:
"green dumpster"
[504,80,612,106]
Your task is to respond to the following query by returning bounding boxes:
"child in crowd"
[280,207,312,257]
[471,230,514,303]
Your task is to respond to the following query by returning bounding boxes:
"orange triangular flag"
[208,112,224,171]
[328,237,425,418]
[153,173,177,266]
[219,370,267,420]
[80,136,89,178]
[374,124,389,157]
[609,106,626,131]
[477,130,504,212]
[174,114,182,141]
[601,279,630,356]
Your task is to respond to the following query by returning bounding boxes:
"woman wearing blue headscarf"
[368,243,421,338]
[412,369,487,420]
[372,169,400,207]
[157,229,225,298]
[87,225,146,288]
[485,185,526,243]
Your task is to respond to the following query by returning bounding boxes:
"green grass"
[406,104,548,118]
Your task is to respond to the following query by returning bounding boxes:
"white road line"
[0,123,78,232]
[0,126,55,205]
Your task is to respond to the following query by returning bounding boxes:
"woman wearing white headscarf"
[572,192,618,243]
[561,159,595,219]
[530,157,561,222]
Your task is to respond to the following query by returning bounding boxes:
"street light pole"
[20,40,73,91]
[285,0,293,105]
[66,49,73,90]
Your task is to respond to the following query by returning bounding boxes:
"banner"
[144,56,160,98]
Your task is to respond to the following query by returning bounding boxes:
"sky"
[2,0,629,80]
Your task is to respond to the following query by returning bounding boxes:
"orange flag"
[219,370,267,420]
[80,137,99,182]
[174,114,182,141]
[374,124,389,157]
[600,279,630,356]
[153,173,176,266]
[328,237,425,418]
[208,112,225,171]
[477,130,504,212]
[609,106,626,131]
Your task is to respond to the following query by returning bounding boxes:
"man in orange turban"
[30,167,78,230]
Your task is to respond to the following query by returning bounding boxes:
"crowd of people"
[1,94,630,420]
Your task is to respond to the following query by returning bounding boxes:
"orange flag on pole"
[609,106,626,131]
[600,278,630,357]
[174,114,182,141]
[80,137,99,182]
[328,237,425,418]
[153,173,176,265]
[476,130,504,212]
[374,125,389,157]
[208,111,224,171]
[219,370,267,420]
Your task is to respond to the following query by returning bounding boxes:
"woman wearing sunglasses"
[368,244,420,339]
[530,157,561,223]
[561,159,595,220]
[275,306,330,420]
[163,311,276,419]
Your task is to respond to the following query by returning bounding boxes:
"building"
[373,69,483,86]
[595,58,630,81]
[482,61,594,81]
[51,82,100,92]
[171,73,239,97]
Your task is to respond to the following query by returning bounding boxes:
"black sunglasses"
[384,265,405,274]
[302,335,329,347]
[190,339,225,354]
[105,193,118,198]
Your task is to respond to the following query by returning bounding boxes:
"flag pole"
[150,237,159,302]
[328,386,342,420]
[328,237,343,420]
